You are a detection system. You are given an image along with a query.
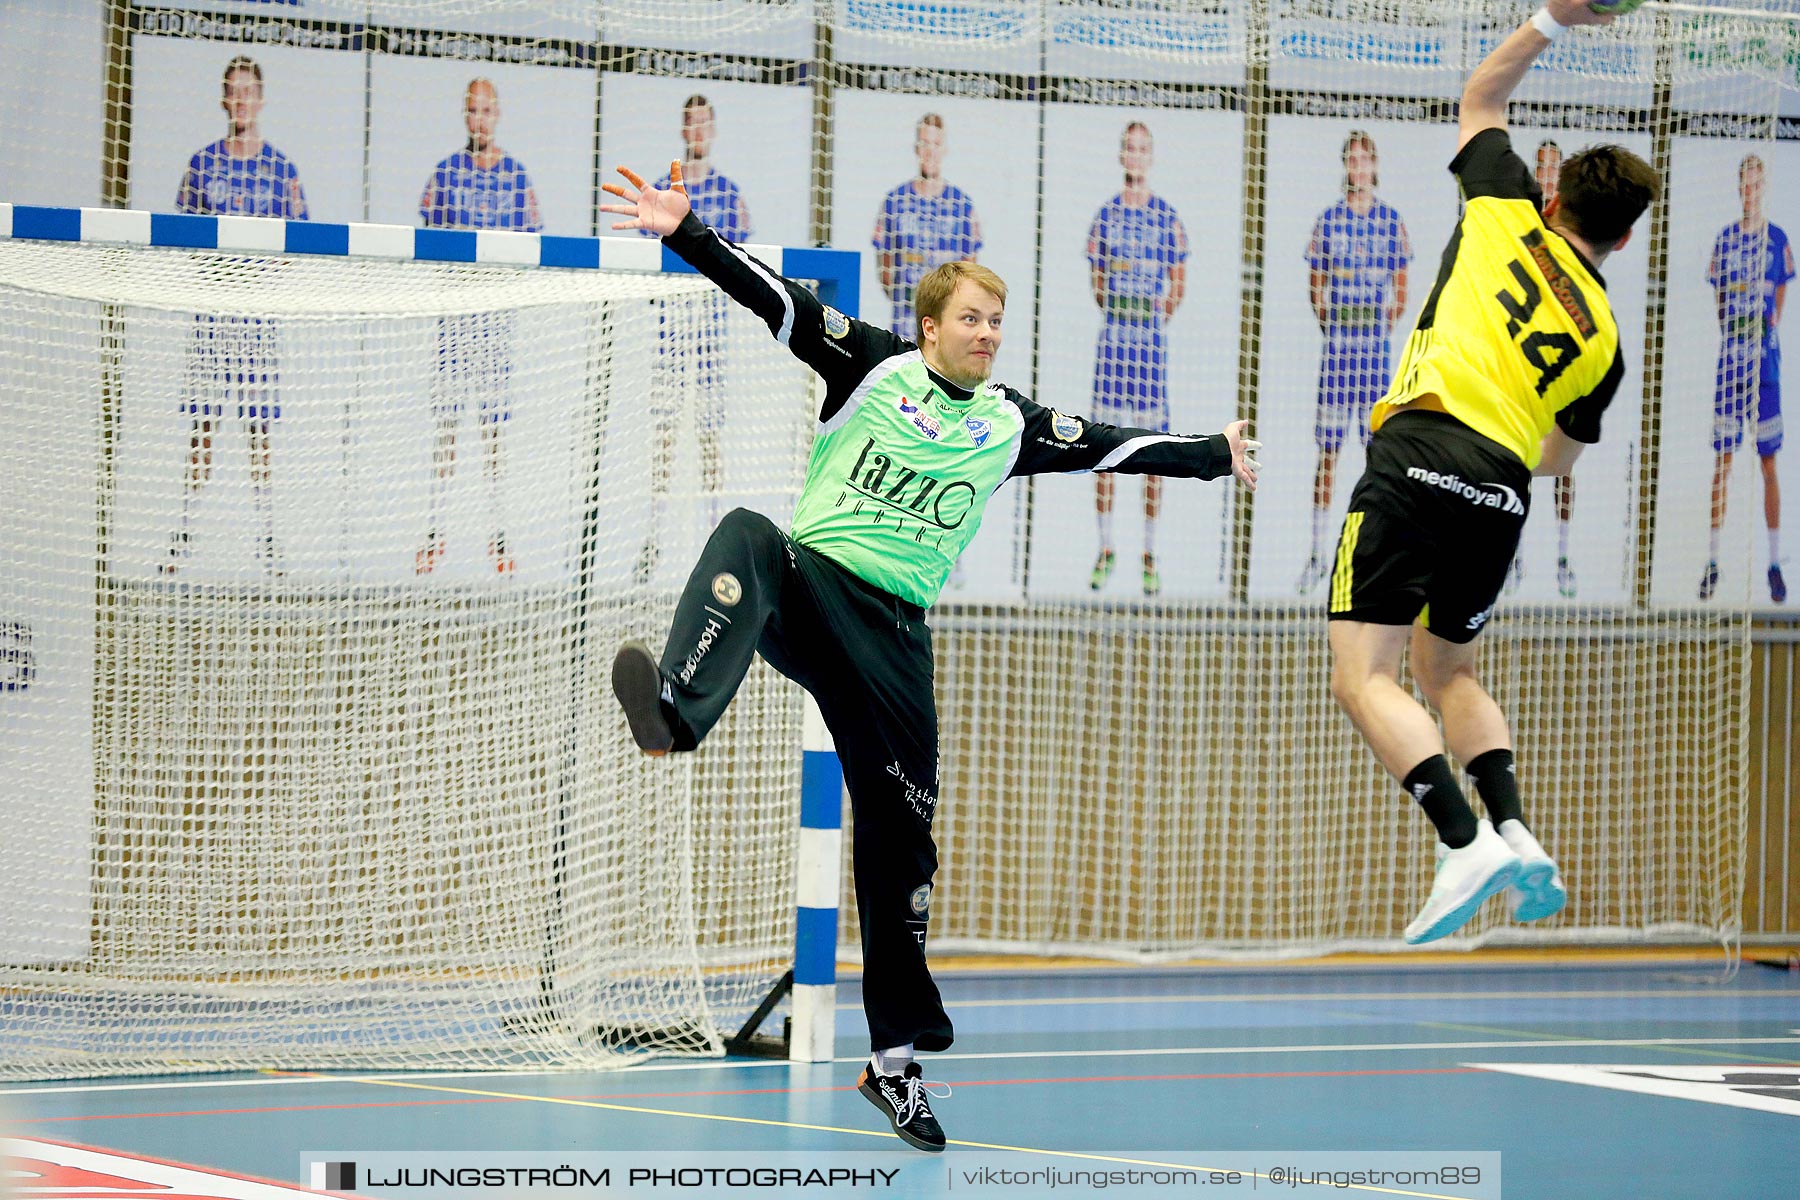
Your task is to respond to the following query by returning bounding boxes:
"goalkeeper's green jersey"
[663,212,1236,607]
[789,357,1021,605]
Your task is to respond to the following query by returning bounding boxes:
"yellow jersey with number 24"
[1372,127,1625,470]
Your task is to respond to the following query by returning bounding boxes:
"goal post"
[0,204,852,1080]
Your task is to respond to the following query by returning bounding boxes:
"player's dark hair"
[221,55,262,93]
[913,260,1007,346]
[1553,143,1660,250]
[683,93,712,115]
[1341,129,1378,190]
[918,112,944,134]
[1536,138,1561,158]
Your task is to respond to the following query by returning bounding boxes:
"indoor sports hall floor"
[4,951,1798,1200]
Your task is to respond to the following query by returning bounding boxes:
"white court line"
[6,1035,1798,1096]
[913,1036,1800,1064]
[941,987,1800,1008]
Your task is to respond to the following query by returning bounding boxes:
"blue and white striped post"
[790,693,843,1062]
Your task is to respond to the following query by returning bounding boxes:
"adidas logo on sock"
[1411,783,1433,802]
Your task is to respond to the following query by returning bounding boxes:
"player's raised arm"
[1008,398,1260,490]
[1458,0,1616,151]
[603,161,909,412]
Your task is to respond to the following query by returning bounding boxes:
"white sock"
[1310,506,1330,560]
[1557,518,1571,560]
[1097,509,1113,551]
[1771,527,1782,565]
[874,1045,913,1075]
[1709,526,1721,563]
[1143,517,1158,558]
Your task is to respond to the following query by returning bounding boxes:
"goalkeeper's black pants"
[655,507,952,1054]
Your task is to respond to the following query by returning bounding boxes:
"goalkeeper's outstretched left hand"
[1223,419,1260,490]
[601,161,692,237]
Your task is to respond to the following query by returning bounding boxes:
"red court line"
[14,1065,1480,1124]
[12,1133,334,1195]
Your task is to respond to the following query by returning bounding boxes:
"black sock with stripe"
[1403,755,1478,850]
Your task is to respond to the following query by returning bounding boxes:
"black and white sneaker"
[611,640,673,756]
[857,1060,949,1153]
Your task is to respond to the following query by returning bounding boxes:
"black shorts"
[1326,410,1531,644]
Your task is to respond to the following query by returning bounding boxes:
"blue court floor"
[4,955,1797,1199]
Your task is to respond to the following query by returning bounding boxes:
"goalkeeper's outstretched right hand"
[601,161,692,237]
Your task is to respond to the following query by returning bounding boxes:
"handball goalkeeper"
[601,160,1258,1152]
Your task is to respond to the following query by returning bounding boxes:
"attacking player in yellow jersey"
[1325,0,1659,944]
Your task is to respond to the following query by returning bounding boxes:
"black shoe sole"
[611,641,672,755]
[857,1074,945,1153]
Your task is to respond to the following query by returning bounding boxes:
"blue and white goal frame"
[0,203,853,1065]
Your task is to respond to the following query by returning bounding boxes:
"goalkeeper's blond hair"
[913,260,1006,345]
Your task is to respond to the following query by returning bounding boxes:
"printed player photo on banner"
[127,36,363,222]
[597,73,814,584]
[369,59,595,583]
[600,73,811,248]
[830,88,1039,603]
[116,38,362,583]
[368,55,594,234]
[1655,130,1798,610]
[1250,114,1453,602]
[107,296,589,587]
[1034,101,1244,602]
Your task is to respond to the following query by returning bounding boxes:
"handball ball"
[1588,0,1648,14]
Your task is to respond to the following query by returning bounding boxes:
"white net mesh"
[0,239,816,1079]
[4,0,1799,1077]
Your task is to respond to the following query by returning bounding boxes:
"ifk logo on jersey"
[897,394,919,414]
[963,417,991,447]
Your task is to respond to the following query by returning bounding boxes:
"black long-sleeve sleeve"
[662,212,909,421]
[1004,390,1232,480]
